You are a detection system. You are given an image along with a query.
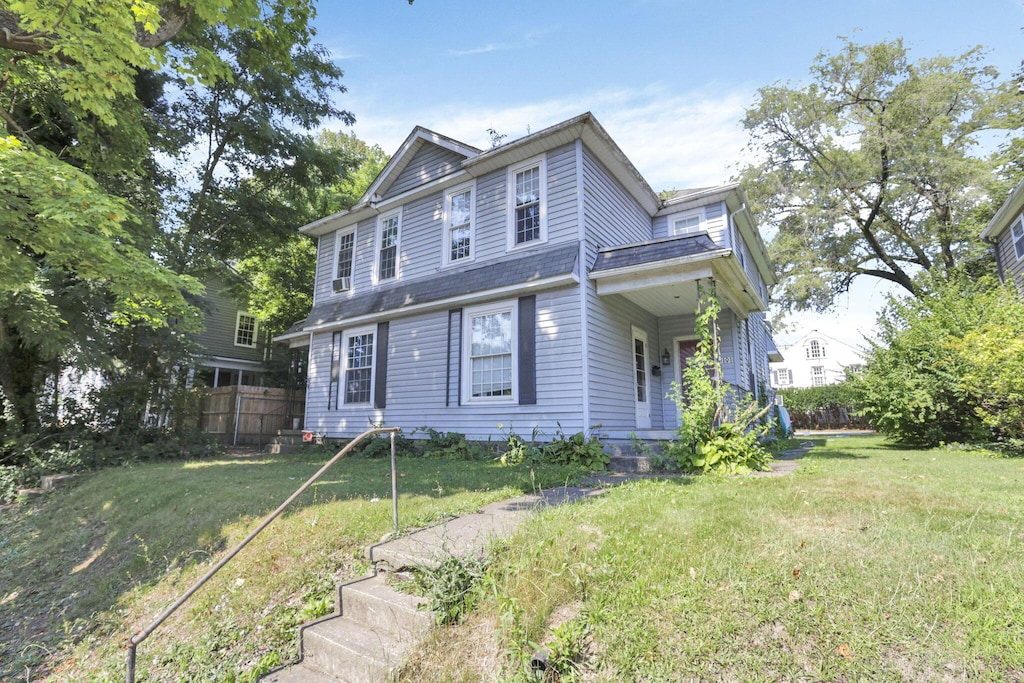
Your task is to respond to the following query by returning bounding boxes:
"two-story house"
[982,178,1024,296]
[769,329,865,389]
[276,113,779,442]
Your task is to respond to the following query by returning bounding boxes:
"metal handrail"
[126,427,401,683]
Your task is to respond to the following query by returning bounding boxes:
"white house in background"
[770,330,865,389]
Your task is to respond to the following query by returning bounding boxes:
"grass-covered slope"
[403,437,1024,681]
[0,451,581,681]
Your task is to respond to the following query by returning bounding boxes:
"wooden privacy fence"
[200,386,305,446]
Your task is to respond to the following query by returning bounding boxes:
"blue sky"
[311,0,1024,346]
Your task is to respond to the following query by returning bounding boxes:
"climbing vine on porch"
[665,281,773,474]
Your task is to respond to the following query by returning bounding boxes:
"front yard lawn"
[404,436,1024,681]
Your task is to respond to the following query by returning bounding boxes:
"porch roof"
[589,234,767,317]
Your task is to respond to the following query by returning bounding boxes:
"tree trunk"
[0,318,43,436]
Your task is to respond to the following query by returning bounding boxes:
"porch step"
[261,486,603,683]
[608,454,656,473]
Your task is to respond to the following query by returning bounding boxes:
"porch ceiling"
[589,246,767,318]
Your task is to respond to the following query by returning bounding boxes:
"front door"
[632,327,651,429]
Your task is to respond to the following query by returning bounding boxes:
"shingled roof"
[286,241,580,334]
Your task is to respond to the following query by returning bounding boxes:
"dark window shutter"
[447,309,461,407]
[518,296,536,405]
[329,331,342,409]
[374,322,389,409]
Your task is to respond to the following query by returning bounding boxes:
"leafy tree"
[163,1,353,271]
[739,38,1022,312]
[853,272,1024,447]
[235,131,389,336]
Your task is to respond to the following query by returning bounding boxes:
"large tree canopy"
[739,38,1023,312]
[0,0,350,436]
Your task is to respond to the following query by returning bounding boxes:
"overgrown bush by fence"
[778,383,871,430]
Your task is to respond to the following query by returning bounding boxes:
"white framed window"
[507,155,547,250]
[806,339,825,359]
[376,209,401,282]
[671,208,706,236]
[234,312,258,348]
[811,366,825,387]
[444,182,474,266]
[333,227,356,293]
[462,301,517,403]
[341,325,376,406]
[1012,217,1024,261]
[773,368,792,387]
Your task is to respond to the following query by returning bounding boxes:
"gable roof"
[363,126,481,204]
[982,178,1024,240]
[298,112,664,237]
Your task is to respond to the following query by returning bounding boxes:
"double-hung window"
[463,302,516,402]
[341,326,375,406]
[444,183,474,266]
[806,339,825,359]
[671,208,705,236]
[1012,217,1024,260]
[377,210,400,282]
[811,366,825,387]
[507,156,546,249]
[235,312,258,348]
[334,227,355,293]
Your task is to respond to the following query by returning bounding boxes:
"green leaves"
[739,38,1018,312]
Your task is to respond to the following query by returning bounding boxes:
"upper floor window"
[507,155,547,249]
[463,301,516,403]
[334,228,355,293]
[376,210,401,282]
[671,208,706,236]
[235,312,258,348]
[811,366,825,387]
[444,183,474,266]
[806,339,825,359]
[1012,217,1024,260]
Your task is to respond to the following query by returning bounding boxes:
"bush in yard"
[853,273,1024,447]
[664,284,773,474]
[779,382,870,430]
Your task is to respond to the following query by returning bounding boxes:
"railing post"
[390,430,399,536]
[126,643,136,683]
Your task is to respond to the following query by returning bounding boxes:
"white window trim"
[670,207,707,237]
[1012,216,1024,261]
[461,300,518,404]
[332,226,357,294]
[442,181,476,268]
[234,311,258,348]
[506,154,548,252]
[340,324,376,407]
[374,208,402,283]
[805,339,826,360]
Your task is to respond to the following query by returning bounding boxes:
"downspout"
[575,139,591,433]
[985,236,1006,283]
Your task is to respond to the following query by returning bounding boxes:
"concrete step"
[368,512,522,571]
[301,615,413,683]
[339,574,433,641]
[269,443,305,455]
[261,664,339,683]
[608,454,656,473]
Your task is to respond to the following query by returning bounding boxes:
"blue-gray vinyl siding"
[653,201,728,245]
[995,215,1024,291]
[194,279,265,363]
[383,144,466,200]
[303,287,584,440]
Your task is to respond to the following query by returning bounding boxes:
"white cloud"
[339,83,755,190]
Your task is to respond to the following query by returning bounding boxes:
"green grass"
[402,436,1024,681]
[0,451,581,682]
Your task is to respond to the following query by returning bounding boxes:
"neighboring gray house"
[277,113,779,441]
[192,277,274,388]
[982,178,1024,295]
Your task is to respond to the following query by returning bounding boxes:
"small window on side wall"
[235,312,258,348]
[671,208,705,237]
[1012,217,1024,260]
[377,210,401,282]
